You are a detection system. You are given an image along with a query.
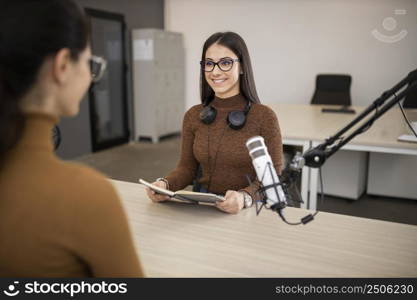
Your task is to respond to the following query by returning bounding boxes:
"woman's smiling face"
[204,43,241,98]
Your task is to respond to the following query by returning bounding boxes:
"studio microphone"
[246,136,287,211]
[246,136,317,225]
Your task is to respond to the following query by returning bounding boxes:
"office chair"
[311,74,352,106]
[403,79,417,108]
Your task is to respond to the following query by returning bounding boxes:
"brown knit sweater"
[0,113,143,277]
[165,94,283,200]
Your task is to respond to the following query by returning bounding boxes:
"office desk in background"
[269,104,417,210]
[111,180,417,277]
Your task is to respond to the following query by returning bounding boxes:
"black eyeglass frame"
[89,55,107,82]
[200,58,240,72]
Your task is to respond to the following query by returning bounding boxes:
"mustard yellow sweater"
[0,113,143,277]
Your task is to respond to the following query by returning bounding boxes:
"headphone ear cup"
[227,110,246,130]
[200,106,217,125]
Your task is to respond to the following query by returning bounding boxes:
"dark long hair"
[0,0,89,162]
[200,32,260,105]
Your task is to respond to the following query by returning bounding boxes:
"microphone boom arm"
[299,69,417,169]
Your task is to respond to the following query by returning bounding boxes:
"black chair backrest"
[403,79,417,108]
[311,74,352,106]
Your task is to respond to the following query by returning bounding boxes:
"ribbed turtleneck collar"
[210,93,247,110]
[16,113,59,152]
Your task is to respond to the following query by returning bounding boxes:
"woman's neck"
[211,93,246,109]
[214,90,240,99]
[19,86,60,118]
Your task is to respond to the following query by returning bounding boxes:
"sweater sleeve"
[240,106,284,201]
[71,169,144,277]
[164,107,199,191]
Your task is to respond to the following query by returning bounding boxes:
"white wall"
[165,0,417,109]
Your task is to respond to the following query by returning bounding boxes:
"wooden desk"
[272,103,417,150]
[111,180,417,277]
[270,103,417,209]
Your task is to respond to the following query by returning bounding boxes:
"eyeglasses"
[200,58,239,72]
[89,55,107,82]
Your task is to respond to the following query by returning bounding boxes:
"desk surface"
[270,103,417,151]
[112,180,417,277]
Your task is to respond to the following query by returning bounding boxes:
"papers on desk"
[397,134,417,143]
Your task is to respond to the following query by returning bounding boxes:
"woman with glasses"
[147,32,283,214]
[0,0,143,277]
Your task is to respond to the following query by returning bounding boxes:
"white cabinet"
[132,29,184,143]
[318,150,368,200]
[367,153,417,200]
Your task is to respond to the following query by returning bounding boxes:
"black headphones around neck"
[199,99,252,130]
